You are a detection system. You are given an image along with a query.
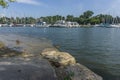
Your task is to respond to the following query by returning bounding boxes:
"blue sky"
[0,0,120,18]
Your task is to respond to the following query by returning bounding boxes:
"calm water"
[0,27,120,80]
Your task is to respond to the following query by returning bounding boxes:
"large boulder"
[41,48,76,66]
[41,48,103,80]
[0,57,57,80]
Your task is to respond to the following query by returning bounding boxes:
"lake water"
[0,27,120,80]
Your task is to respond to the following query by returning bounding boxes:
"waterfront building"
[51,20,80,28]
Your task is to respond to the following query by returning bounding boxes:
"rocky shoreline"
[41,48,103,80]
[0,41,103,80]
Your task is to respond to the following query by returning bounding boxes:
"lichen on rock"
[41,48,76,66]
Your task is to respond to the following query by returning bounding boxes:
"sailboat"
[100,15,120,28]
[107,17,120,28]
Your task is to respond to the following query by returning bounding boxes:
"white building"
[35,22,49,27]
[53,20,80,27]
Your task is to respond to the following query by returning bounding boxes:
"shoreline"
[41,48,103,80]
[0,41,103,80]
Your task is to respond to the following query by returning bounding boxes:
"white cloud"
[16,0,40,5]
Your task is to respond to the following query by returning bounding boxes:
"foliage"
[90,17,100,25]
[0,10,119,25]
[0,0,15,8]
[82,10,94,19]
[66,15,74,21]
[64,71,74,80]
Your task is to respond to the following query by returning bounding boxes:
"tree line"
[40,11,120,25]
[0,10,120,25]
[0,1,120,25]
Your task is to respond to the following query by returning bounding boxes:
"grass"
[64,71,75,80]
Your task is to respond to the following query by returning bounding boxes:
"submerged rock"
[16,40,21,45]
[41,48,76,66]
[0,41,5,48]
[0,41,22,57]
[0,48,22,58]
[21,52,34,58]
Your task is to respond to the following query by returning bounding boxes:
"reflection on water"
[0,27,120,80]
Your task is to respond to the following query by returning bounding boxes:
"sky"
[0,0,120,18]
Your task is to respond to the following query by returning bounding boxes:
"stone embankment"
[0,41,103,80]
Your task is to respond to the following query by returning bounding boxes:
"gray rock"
[66,63,103,80]
[55,63,103,80]
[0,57,57,80]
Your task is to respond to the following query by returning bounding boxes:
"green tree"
[90,17,100,25]
[78,10,94,25]
[0,0,15,8]
[66,15,74,21]
[83,10,94,19]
